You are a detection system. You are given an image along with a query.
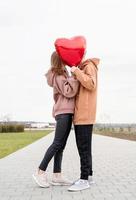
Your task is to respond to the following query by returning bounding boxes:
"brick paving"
[0,131,136,200]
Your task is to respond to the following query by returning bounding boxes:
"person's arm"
[55,75,79,98]
[71,64,97,91]
[71,58,100,91]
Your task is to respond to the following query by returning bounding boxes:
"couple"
[33,51,100,191]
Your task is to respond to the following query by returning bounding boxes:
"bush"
[0,125,2,133]
[1,124,8,132]
[16,124,24,132]
[0,124,24,133]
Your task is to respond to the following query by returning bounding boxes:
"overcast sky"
[0,0,136,123]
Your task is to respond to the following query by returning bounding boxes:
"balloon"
[54,36,86,67]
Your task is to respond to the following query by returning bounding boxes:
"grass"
[1,128,135,159]
[94,128,136,141]
[0,130,53,159]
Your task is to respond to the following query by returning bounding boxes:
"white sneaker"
[68,179,90,191]
[51,176,72,186]
[32,172,50,188]
[88,176,95,185]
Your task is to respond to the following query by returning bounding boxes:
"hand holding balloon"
[71,66,77,73]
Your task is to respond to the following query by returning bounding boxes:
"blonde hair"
[50,51,65,75]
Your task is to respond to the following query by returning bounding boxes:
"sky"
[0,0,136,123]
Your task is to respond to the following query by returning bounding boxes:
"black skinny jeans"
[74,124,93,180]
[39,113,73,173]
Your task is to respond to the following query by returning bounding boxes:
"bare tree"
[0,114,12,123]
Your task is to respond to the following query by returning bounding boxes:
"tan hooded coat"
[73,58,100,125]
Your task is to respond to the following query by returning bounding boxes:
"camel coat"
[73,59,99,125]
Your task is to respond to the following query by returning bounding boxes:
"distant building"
[48,122,56,128]
[30,122,50,128]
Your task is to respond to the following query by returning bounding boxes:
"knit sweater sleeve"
[54,75,79,98]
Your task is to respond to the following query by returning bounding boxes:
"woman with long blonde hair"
[33,51,79,187]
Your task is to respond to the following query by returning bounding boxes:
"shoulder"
[84,58,100,72]
[54,74,67,83]
[84,62,97,74]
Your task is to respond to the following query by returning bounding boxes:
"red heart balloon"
[54,36,86,67]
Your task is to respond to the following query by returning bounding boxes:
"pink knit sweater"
[46,69,79,117]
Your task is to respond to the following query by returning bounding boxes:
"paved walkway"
[0,131,136,200]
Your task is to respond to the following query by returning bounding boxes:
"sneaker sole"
[68,185,90,192]
[32,174,50,188]
[50,181,71,186]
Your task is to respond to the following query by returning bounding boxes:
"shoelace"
[72,179,80,185]
[75,179,87,185]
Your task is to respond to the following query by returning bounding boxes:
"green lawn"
[0,130,53,159]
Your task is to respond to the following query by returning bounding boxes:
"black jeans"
[39,113,73,173]
[74,124,93,180]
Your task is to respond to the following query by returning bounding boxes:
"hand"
[71,66,77,73]
[65,66,72,77]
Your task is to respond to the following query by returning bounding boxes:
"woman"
[33,51,79,188]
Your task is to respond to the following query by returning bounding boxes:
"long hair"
[50,51,65,75]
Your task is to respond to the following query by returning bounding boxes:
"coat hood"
[45,69,55,87]
[79,58,100,70]
[45,67,70,87]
